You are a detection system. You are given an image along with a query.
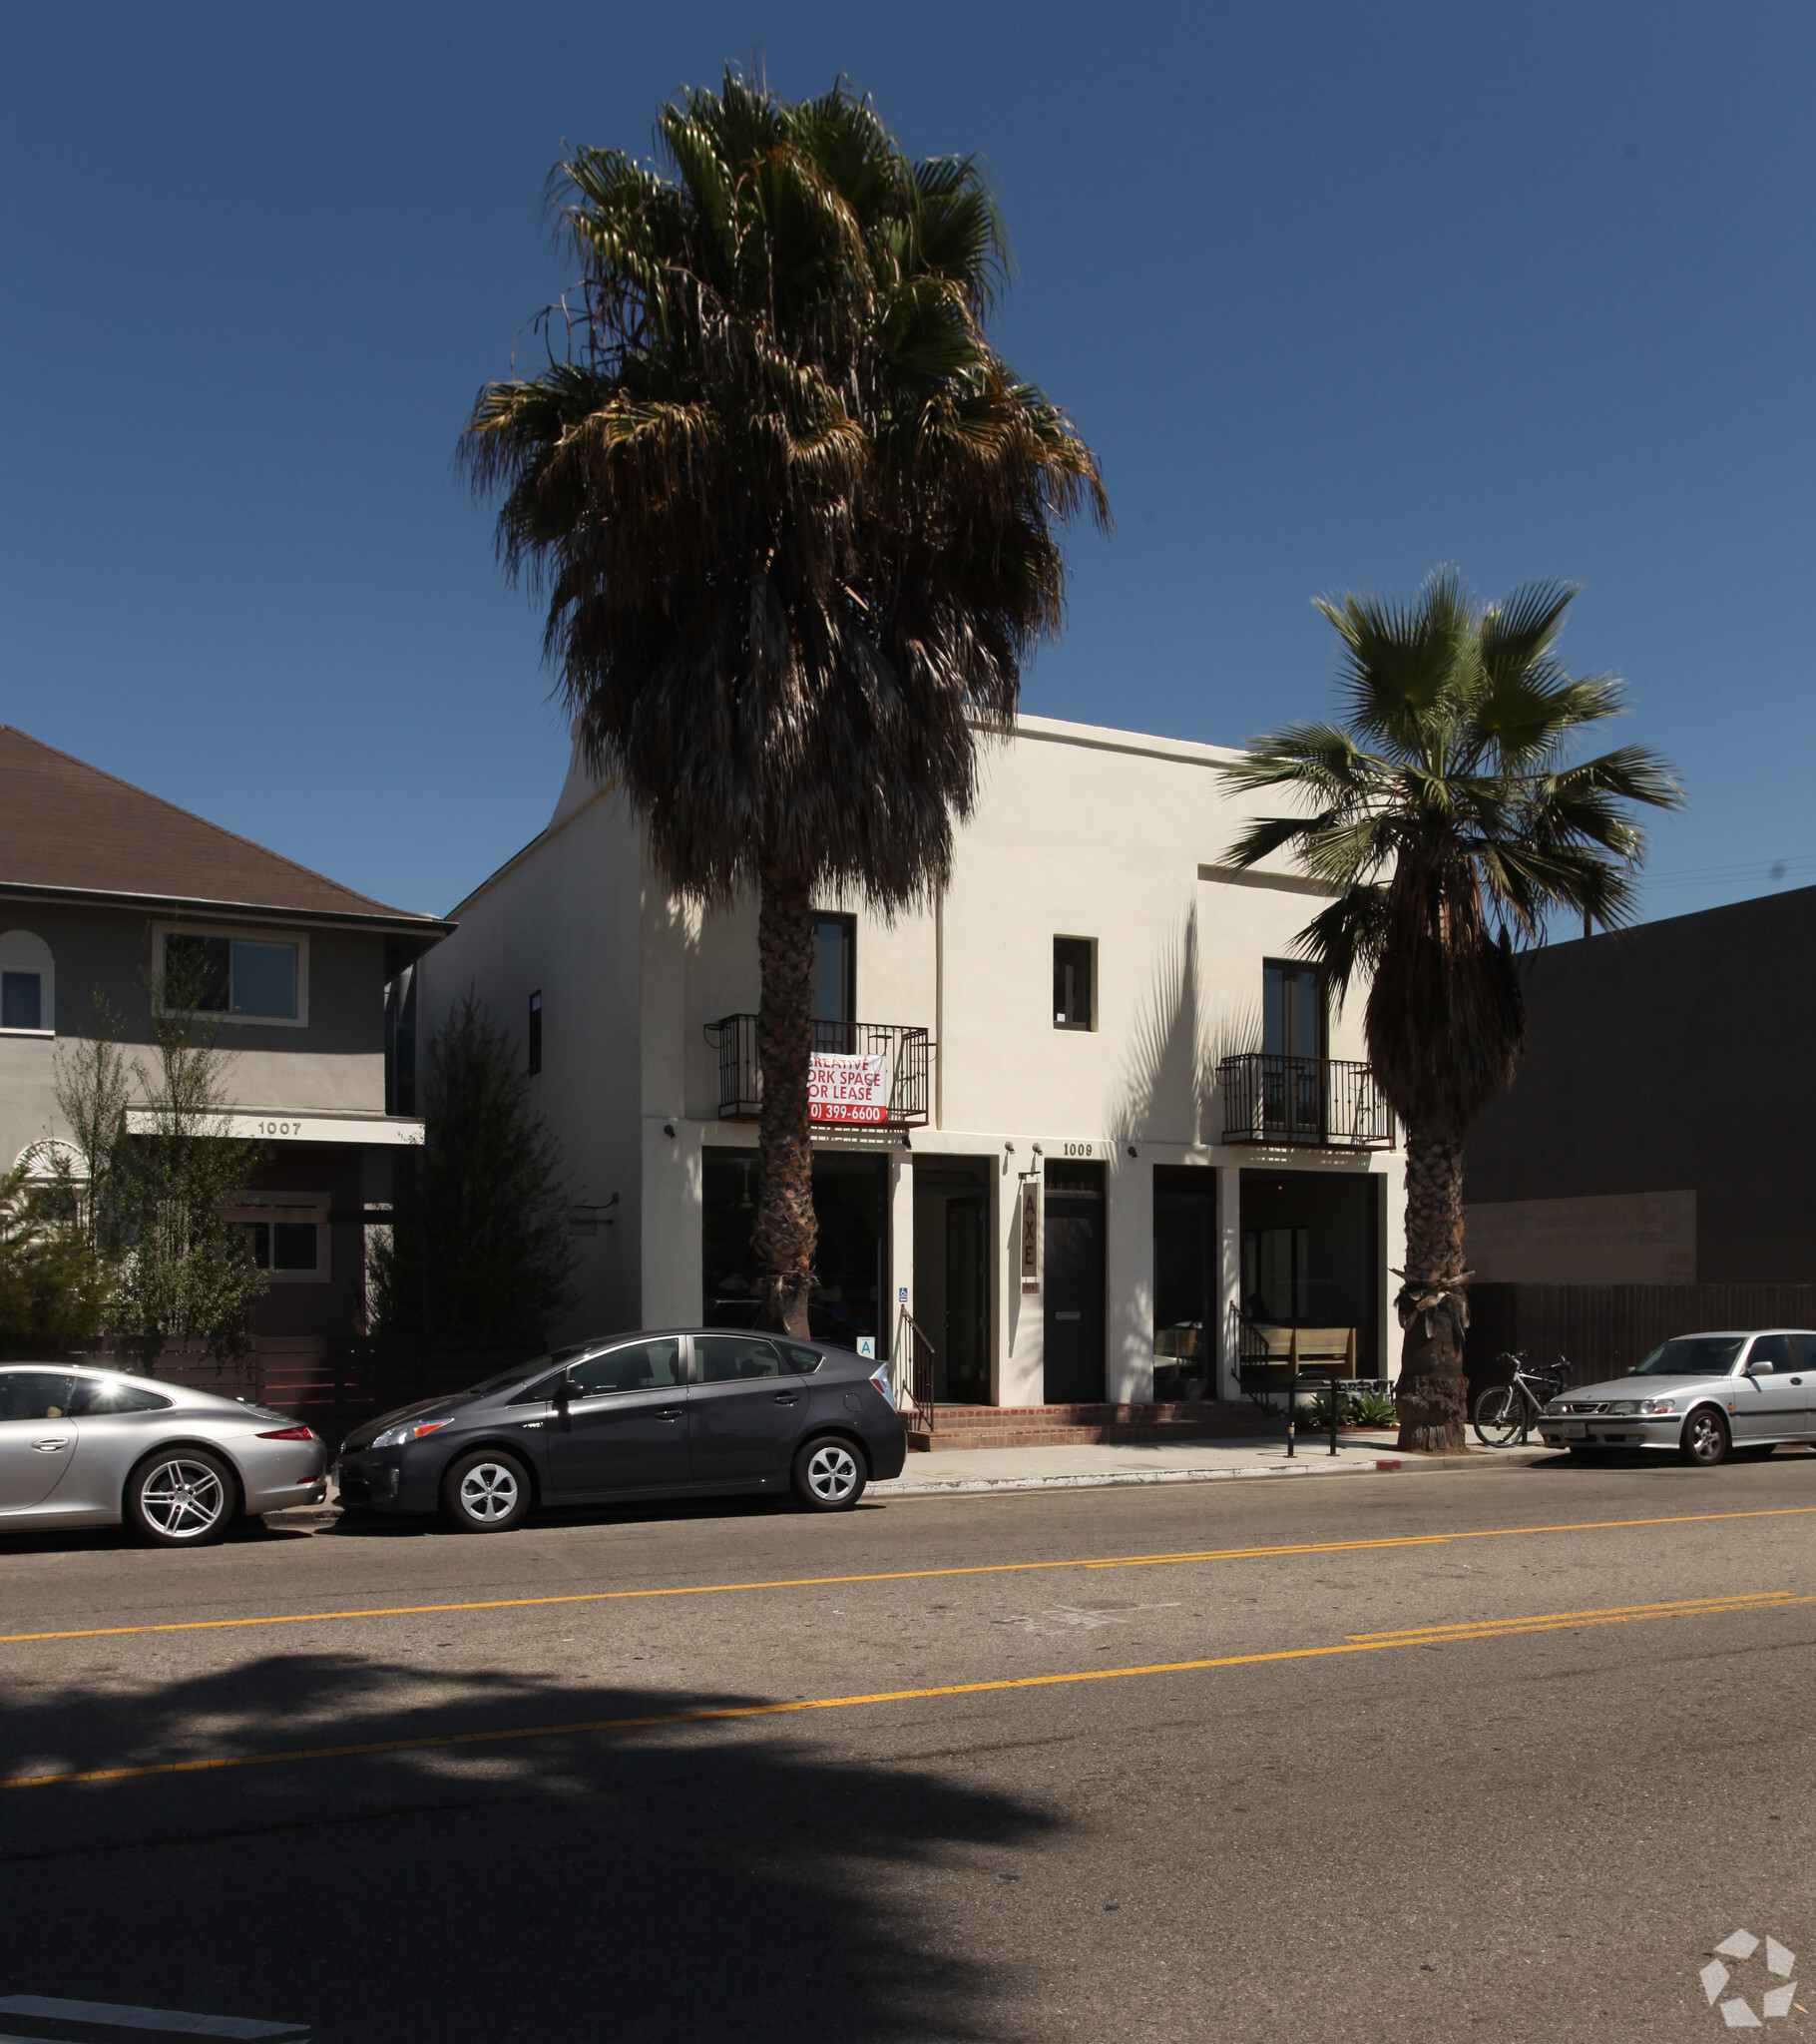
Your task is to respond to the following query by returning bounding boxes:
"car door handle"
[34,1437,72,1452]
[772,1392,797,1405]
[658,1407,682,1421]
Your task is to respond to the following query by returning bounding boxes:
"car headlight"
[1607,1400,1639,1414]
[1638,1397,1678,1415]
[370,1419,450,1449]
[1545,1400,1566,1415]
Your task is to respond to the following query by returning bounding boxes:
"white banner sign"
[809,1051,889,1124]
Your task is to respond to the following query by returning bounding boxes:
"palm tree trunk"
[1395,1126,1470,1452]
[751,861,816,1337]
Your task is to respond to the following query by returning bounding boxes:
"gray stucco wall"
[1465,887,1816,1284]
[0,903,389,1170]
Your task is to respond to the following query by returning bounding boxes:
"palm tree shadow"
[0,1648,1055,2043]
[1108,904,1261,1148]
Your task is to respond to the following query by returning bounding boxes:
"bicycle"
[1473,1351,1573,1446]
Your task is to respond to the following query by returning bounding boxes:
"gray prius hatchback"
[334,1329,907,1531]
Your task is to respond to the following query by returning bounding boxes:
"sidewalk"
[873,1430,1559,1498]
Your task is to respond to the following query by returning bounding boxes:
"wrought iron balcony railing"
[1217,1052,1395,1151]
[703,1016,931,1129]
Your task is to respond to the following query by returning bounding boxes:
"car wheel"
[1680,1407,1731,1468]
[441,1449,531,1532]
[792,1435,866,1513]
[126,1448,235,1547]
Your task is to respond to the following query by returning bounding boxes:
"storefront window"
[701,1148,888,1357]
[1152,1167,1215,1402]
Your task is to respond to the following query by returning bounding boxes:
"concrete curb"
[874,1450,1556,1499]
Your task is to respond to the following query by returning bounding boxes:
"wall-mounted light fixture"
[663,1122,676,1139]
[569,1192,621,1237]
[1128,1145,1138,1159]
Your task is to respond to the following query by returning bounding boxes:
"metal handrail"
[1216,1051,1395,1150]
[896,1304,938,1435]
[703,1014,931,1127]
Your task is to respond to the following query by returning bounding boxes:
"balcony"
[704,1016,931,1130]
[1217,1052,1396,1151]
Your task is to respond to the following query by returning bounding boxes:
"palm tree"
[462,72,1106,1334]
[1219,569,1681,1450]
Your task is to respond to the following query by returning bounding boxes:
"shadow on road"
[0,1646,1055,2043]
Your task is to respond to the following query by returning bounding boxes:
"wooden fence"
[1465,1284,1816,1391]
[73,1334,546,1451]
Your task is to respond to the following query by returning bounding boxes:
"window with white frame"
[156,926,307,1025]
[0,929,55,1035]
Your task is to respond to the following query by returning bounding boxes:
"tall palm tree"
[1219,569,1681,1450]
[462,72,1107,1334]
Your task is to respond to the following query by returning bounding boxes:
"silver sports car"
[1539,1329,1816,1466]
[0,1362,328,1545]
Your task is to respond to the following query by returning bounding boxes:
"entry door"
[945,1197,990,1404]
[1044,1181,1106,1404]
[1731,1334,1807,1443]
[547,1338,689,1494]
[0,1371,79,1513]
[688,1333,809,1484]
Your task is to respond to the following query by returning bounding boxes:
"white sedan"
[0,1362,328,1544]
[1540,1330,1816,1467]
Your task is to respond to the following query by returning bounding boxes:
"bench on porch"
[1236,1323,1358,1402]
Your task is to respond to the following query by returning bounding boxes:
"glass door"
[1263,961,1324,1140]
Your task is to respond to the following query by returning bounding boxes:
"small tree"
[369,994,576,1337]
[108,942,266,1350]
[48,991,131,1259]
[0,1160,112,1357]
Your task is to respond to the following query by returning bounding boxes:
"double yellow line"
[8,1504,1816,1648]
[7,1587,1809,1791]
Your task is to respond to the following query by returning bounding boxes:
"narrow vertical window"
[813,914,856,1032]
[1053,936,1095,1031]
[1,971,42,1031]
[529,989,543,1076]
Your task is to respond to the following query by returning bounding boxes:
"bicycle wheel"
[1473,1383,1525,1447]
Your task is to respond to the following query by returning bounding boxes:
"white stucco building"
[414,714,1405,1412]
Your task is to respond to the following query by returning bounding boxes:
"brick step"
[925,1401,1260,1429]
[906,1404,1281,1452]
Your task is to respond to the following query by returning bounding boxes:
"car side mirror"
[1748,1361,1775,1376]
[554,1376,575,1407]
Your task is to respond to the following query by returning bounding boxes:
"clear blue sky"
[3,2,1810,923]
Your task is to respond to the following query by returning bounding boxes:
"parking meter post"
[1286,1329,1298,1459]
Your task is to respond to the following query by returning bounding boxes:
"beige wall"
[1465,1190,1697,1283]
[428,714,1407,1389]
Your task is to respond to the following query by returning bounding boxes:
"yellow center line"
[7,1587,1811,1791]
[7,1505,1816,1648]
[1346,1590,1801,1642]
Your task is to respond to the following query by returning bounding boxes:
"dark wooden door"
[1044,1172,1106,1403]
[944,1196,989,1403]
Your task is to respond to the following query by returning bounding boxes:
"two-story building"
[413,713,1404,1412]
[0,726,449,1341]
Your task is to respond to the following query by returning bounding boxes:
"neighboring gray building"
[1465,887,1816,1287]
[0,726,448,1340]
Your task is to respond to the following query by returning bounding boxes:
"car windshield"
[1634,1336,1745,1376]
[464,1346,589,1395]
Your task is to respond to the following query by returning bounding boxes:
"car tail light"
[869,1364,894,1408]
[256,1424,315,1440]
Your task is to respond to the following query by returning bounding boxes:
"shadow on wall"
[0,1637,1055,2043]
[1108,906,1260,1149]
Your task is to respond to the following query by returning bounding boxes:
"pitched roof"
[0,726,443,931]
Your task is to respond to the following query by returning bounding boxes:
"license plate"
[1561,1421,1587,1439]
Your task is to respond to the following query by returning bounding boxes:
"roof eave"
[0,879,455,966]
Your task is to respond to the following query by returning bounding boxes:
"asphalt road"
[4,1451,1815,2044]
